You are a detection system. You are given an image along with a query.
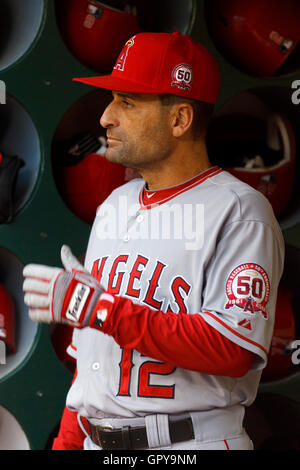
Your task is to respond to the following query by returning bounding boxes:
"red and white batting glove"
[23,245,114,329]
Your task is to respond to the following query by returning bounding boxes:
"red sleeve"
[52,369,88,450]
[92,295,254,378]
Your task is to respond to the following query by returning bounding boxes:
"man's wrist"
[89,292,116,331]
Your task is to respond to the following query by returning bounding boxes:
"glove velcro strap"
[52,271,74,322]
[54,272,100,326]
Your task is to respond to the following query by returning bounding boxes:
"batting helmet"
[205,0,300,77]
[57,0,142,73]
[207,111,296,219]
[261,284,296,382]
[54,131,140,224]
[0,283,16,354]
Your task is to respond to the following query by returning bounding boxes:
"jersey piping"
[203,311,268,357]
[139,166,223,209]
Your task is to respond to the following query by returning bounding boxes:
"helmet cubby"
[0,0,46,72]
[0,94,42,222]
[259,244,300,388]
[244,392,300,450]
[0,247,38,382]
[0,405,30,450]
[51,89,140,225]
[206,87,300,230]
[204,0,300,79]
[54,0,197,74]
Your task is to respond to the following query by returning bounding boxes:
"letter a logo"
[114,36,135,71]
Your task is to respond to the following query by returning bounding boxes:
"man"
[23,32,284,450]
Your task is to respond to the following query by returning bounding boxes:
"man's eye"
[122,99,132,107]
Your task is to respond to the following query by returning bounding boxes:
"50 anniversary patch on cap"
[171,64,193,91]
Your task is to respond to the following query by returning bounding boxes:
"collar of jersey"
[139,166,223,209]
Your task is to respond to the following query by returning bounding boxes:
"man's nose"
[100,102,119,129]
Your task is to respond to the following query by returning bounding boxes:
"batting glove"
[23,245,109,328]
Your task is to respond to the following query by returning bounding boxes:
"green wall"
[0,0,299,450]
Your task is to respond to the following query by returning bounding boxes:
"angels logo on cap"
[171,64,193,91]
[114,36,136,72]
[225,263,270,319]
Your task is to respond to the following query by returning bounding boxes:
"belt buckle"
[100,424,113,431]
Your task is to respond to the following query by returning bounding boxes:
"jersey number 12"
[118,348,176,399]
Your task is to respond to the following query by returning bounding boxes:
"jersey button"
[92,362,100,371]
[137,215,144,223]
[123,234,130,242]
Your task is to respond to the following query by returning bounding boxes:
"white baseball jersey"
[66,166,284,422]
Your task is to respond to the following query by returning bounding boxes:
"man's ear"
[170,103,194,138]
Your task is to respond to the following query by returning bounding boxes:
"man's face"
[100,91,174,169]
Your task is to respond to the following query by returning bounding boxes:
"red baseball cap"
[73,32,221,104]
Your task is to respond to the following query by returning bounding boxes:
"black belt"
[89,417,195,450]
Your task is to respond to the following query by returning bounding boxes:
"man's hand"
[23,245,107,328]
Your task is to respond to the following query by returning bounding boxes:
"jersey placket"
[121,209,146,245]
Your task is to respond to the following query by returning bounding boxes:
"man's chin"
[105,149,136,168]
[105,149,124,165]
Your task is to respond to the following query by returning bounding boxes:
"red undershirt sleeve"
[93,295,254,378]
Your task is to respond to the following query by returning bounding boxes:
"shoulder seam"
[219,218,284,247]
[206,178,243,218]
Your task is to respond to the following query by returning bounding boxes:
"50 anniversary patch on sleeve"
[225,263,270,320]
